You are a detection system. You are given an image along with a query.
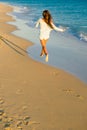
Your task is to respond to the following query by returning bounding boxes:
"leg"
[40,39,48,56]
[40,39,49,62]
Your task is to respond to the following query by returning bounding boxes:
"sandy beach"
[0,3,87,130]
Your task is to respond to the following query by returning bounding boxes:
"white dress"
[35,18,64,40]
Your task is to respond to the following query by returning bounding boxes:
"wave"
[13,5,29,13]
[80,26,87,28]
[9,4,87,44]
[79,32,87,42]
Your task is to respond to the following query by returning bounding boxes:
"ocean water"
[0,0,87,83]
[1,0,87,42]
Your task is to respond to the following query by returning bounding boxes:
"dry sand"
[0,3,87,130]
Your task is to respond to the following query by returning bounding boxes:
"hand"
[59,26,66,32]
[62,28,66,32]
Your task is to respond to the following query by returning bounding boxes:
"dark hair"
[42,10,53,29]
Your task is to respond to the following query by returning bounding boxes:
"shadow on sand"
[0,35,28,56]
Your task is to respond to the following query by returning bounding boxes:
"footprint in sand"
[23,116,30,125]
[62,89,74,94]
[0,116,2,122]
[50,71,59,76]
[75,94,84,100]
[3,117,14,129]
[28,121,40,130]
[22,106,28,110]
[16,89,23,95]
[16,120,23,127]
[0,97,4,104]
[4,122,11,128]
[62,89,84,100]
[0,108,4,116]
[2,113,8,120]
[28,121,40,125]
[0,108,14,130]
[15,116,31,129]
[0,97,39,130]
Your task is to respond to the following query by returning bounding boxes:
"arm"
[51,22,65,32]
[35,19,40,28]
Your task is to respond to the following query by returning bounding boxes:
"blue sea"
[0,0,87,83]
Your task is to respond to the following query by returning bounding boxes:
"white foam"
[7,17,39,43]
[13,5,29,13]
[80,32,87,42]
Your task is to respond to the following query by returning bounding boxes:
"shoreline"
[6,4,87,84]
[0,3,87,130]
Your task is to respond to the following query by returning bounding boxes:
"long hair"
[42,10,54,29]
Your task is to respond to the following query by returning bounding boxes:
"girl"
[35,10,65,62]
